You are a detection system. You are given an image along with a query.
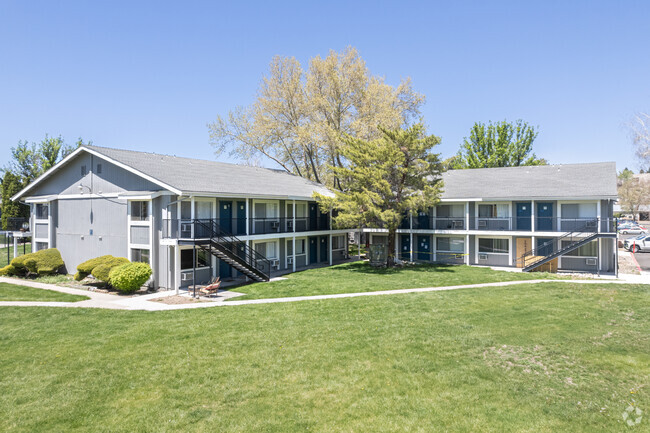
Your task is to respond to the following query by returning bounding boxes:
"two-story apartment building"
[11,145,351,290]
[367,162,619,274]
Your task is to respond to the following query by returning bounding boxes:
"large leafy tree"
[208,47,425,190]
[453,120,546,169]
[629,112,650,171]
[316,123,442,267]
[1,135,89,229]
[618,175,650,221]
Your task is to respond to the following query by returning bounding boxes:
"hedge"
[109,262,152,293]
[75,255,129,283]
[0,249,64,276]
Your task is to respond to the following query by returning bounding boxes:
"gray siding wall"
[468,235,476,265]
[477,253,510,266]
[30,152,161,197]
[55,197,128,273]
[34,223,48,239]
[560,256,598,272]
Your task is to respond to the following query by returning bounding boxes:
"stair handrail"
[193,218,271,280]
[516,218,599,269]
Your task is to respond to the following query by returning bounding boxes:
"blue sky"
[1,0,648,171]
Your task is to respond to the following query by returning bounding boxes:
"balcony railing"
[393,216,617,233]
[162,216,332,239]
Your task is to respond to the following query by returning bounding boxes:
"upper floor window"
[478,204,509,218]
[35,203,49,220]
[96,163,102,174]
[81,165,87,176]
[131,201,149,221]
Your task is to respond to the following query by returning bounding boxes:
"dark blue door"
[219,259,231,279]
[320,236,328,262]
[417,211,430,229]
[309,237,318,264]
[536,202,553,231]
[309,203,318,231]
[536,238,554,257]
[400,235,410,260]
[516,202,531,231]
[236,201,246,235]
[219,201,232,233]
[417,235,430,261]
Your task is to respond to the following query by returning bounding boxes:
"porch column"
[465,202,470,230]
[409,212,414,262]
[13,236,18,259]
[596,200,601,233]
[175,246,181,295]
[531,201,535,232]
[292,236,296,272]
[329,234,333,265]
[465,234,469,265]
[292,199,296,233]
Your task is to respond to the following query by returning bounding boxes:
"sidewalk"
[1,274,648,311]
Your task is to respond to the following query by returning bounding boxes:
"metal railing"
[162,216,333,238]
[194,219,271,281]
[515,218,601,270]
[395,216,616,233]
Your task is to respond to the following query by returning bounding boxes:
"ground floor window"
[131,248,150,264]
[561,240,597,257]
[35,241,48,251]
[255,241,278,259]
[180,248,209,269]
[287,239,306,256]
[436,237,464,252]
[478,238,509,254]
[332,235,346,250]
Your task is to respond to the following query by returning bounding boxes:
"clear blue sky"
[1,0,649,172]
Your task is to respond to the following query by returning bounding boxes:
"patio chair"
[199,277,221,297]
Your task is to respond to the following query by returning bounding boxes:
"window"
[255,241,277,258]
[35,242,48,251]
[437,237,464,252]
[296,239,305,255]
[131,201,149,221]
[35,203,49,220]
[562,240,597,257]
[131,248,150,264]
[478,238,509,254]
[81,165,87,176]
[181,201,192,219]
[436,204,464,218]
[180,249,209,270]
[478,204,509,218]
[561,203,597,219]
[332,235,346,250]
[96,163,102,174]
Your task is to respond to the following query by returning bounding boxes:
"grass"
[232,261,560,300]
[1,282,648,432]
[0,282,88,302]
[0,243,32,267]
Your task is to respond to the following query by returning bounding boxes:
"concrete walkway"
[1,274,648,311]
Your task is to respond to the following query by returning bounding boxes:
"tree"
[618,176,650,221]
[1,135,91,229]
[453,120,545,169]
[1,171,29,230]
[316,123,442,267]
[618,167,634,185]
[629,112,650,171]
[208,47,425,190]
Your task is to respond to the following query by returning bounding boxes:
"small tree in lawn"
[316,123,443,267]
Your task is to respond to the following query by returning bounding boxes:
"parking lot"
[620,233,650,273]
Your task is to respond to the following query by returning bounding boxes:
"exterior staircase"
[518,218,612,272]
[194,219,271,282]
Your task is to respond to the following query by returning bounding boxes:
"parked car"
[618,223,648,234]
[624,234,649,253]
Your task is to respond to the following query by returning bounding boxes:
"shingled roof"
[85,145,332,198]
[440,162,618,200]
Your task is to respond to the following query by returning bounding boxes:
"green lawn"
[0,243,32,267]
[232,261,560,300]
[1,282,648,432]
[0,282,88,302]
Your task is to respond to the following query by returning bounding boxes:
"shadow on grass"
[329,261,455,275]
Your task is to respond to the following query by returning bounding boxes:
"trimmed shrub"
[109,262,152,293]
[76,255,129,283]
[0,264,17,276]
[9,249,64,276]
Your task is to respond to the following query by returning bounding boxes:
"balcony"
[162,216,332,239]
[392,216,616,233]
